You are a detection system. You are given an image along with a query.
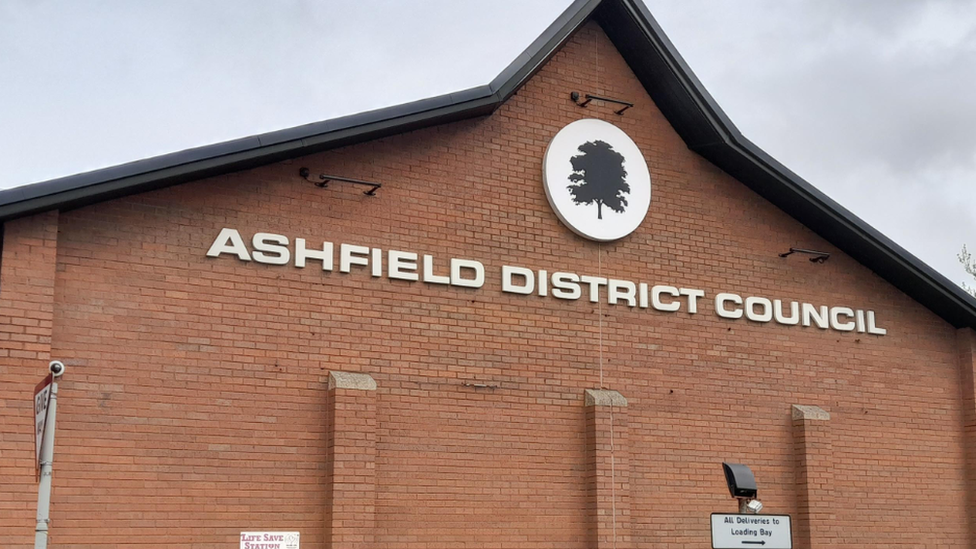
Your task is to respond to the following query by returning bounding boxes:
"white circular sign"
[543,119,651,241]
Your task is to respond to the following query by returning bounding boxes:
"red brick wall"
[0,21,970,547]
[0,212,59,545]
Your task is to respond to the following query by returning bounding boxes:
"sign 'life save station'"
[240,532,299,549]
[711,514,792,549]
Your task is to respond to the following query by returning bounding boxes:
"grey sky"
[1,0,974,288]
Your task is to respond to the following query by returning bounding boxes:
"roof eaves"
[489,0,603,101]
[0,0,605,223]
[598,0,741,148]
[714,135,976,326]
[602,0,976,328]
[0,86,500,222]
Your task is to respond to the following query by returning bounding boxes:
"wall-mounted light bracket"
[570,91,633,115]
[779,247,831,263]
[299,167,382,196]
[462,381,499,390]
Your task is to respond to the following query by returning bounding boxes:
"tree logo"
[568,140,629,220]
[543,119,651,241]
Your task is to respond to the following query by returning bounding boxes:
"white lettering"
[423,255,450,285]
[829,306,855,331]
[371,248,382,277]
[802,303,829,329]
[773,300,799,325]
[340,244,370,273]
[451,259,484,288]
[866,310,887,335]
[551,272,581,300]
[388,250,419,281]
[607,279,636,306]
[252,233,290,265]
[203,231,888,337]
[295,238,333,270]
[502,266,535,295]
[206,228,251,261]
[745,296,772,322]
[580,275,608,303]
[716,293,743,319]
[652,285,680,312]
[679,288,705,313]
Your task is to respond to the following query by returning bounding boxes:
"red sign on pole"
[33,373,53,477]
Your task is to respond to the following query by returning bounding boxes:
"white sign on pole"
[711,514,792,549]
[240,532,299,549]
[33,374,53,471]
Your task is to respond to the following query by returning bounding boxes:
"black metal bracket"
[570,91,633,115]
[461,381,499,390]
[299,167,381,196]
[779,247,831,263]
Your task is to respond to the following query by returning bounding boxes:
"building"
[3,0,976,547]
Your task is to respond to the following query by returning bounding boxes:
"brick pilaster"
[0,212,59,542]
[325,371,377,549]
[585,389,630,549]
[959,328,976,543]
[792,404,833,549]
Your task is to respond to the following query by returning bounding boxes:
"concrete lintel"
[584,389,628,407]
[792,404,829,421]
[329,371,377,391]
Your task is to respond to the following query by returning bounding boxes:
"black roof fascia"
[0,89,497,221]
[489,0,599,101]
[595,0,976,328]
[0,0,599,223]
[700,138,976,328]
[1,0,974,329]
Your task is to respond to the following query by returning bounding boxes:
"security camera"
[49,360,65,377]
[745,499,763,514]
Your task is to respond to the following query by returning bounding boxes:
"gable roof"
[2,0,975,330]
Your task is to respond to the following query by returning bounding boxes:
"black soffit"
[2,0,975,329]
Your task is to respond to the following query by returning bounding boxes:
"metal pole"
[35,361,63,549]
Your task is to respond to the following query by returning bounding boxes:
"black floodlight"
[722,462,757,499]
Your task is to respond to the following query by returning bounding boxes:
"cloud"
[647,0,976,284]
[1,0,973,284]
[0,0,567,188]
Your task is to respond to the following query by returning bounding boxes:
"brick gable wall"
[0,21,969,548]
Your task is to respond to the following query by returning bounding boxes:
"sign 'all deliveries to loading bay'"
[711,514,792,548]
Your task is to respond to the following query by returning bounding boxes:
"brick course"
[0,21,971,548]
